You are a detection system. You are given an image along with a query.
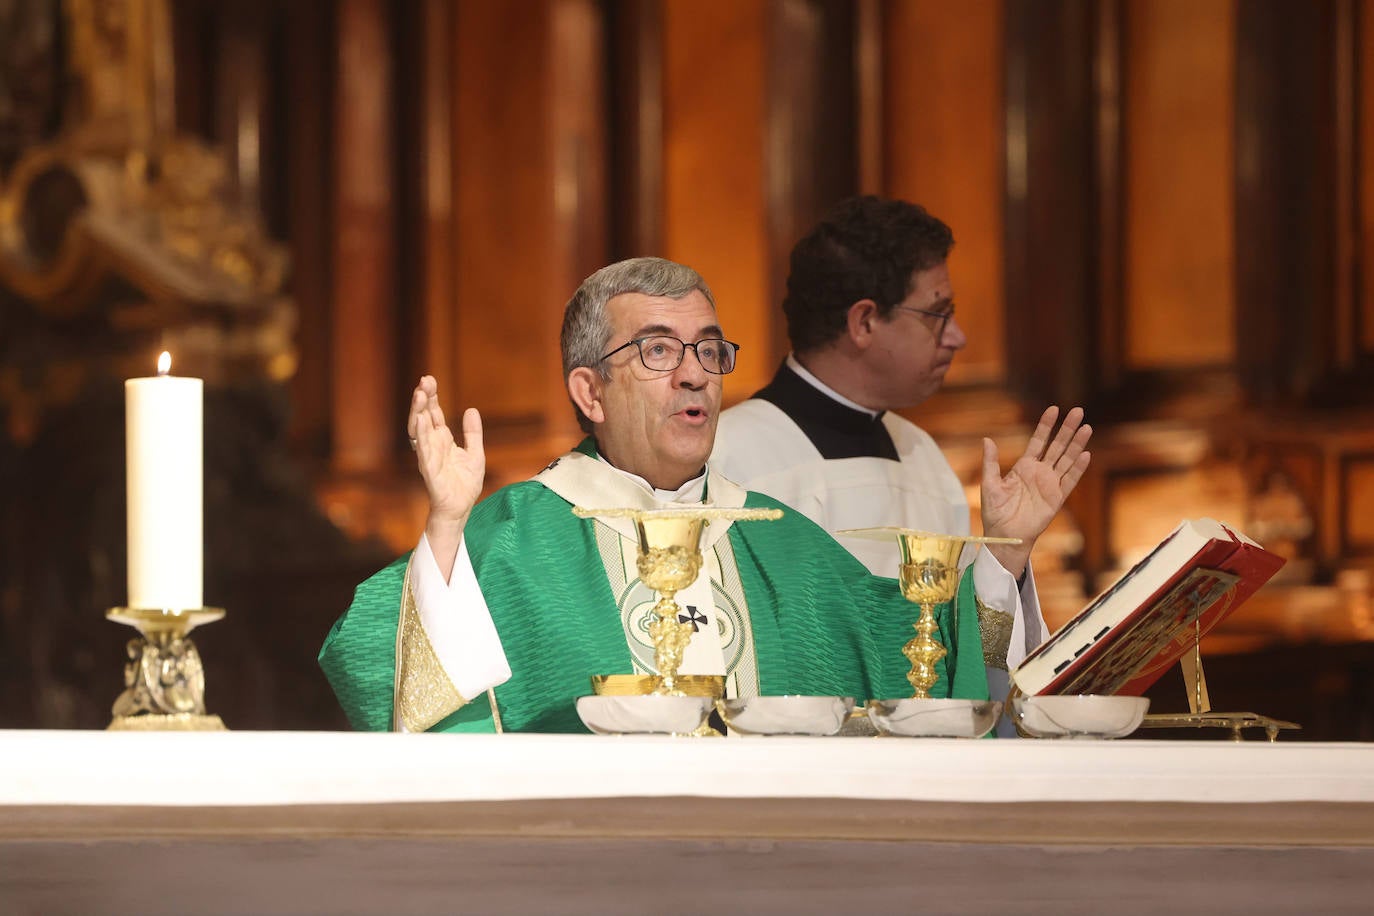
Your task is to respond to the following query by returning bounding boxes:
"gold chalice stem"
[637,541,704,696]
[647,592,694,695]
[903,601,947,699]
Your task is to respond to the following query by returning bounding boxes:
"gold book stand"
[1136,634,1300,742]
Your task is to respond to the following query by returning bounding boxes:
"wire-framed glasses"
[892,304,955,340]
[598,336,741,375]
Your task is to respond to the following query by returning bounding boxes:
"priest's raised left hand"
[979,405,1092,579]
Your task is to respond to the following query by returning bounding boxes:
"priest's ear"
[845,298,882,351]
[567,367,607,425]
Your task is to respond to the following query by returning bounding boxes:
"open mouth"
[677,406,710,423]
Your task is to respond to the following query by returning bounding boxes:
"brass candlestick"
[839,527,1021,699]
[574,506,781,696]
[107,606,227,730]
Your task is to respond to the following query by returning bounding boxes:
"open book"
[1010,518,1286,697]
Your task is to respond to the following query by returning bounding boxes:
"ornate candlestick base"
[106,607,227,731]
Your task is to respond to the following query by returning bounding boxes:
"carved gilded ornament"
[0,0,295,434]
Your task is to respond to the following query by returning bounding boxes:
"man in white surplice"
[711,196,1094,728]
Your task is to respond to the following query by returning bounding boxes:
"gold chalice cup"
[574,505,781,697]
[838,527,1022,699]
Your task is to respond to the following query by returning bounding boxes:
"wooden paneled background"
[4,0,1374,733]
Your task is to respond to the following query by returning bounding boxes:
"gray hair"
[561,257,716,432]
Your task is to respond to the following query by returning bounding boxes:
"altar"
[3,730,1373,914]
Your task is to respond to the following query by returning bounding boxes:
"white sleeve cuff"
[412,533,513,702]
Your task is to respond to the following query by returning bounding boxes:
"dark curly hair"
[783,196,954,352]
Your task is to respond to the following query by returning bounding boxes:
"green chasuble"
[319,453,989,733]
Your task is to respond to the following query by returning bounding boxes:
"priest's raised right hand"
[409,375,485,580]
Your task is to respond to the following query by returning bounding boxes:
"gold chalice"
[635,511,705,694]
[839,527,1021,699]
[896,531,963,698]
[574,506,781,697]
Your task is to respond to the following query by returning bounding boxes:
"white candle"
[125,351,203,609]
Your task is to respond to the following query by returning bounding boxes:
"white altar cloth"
[4,731,1374,915]
[3,730,1374,807]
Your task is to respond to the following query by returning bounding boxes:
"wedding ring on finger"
[409,437,418,451]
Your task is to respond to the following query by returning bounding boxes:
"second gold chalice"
[839,527,1021,699]
[896,531,965,698]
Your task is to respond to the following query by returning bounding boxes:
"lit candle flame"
[157,351,172,376]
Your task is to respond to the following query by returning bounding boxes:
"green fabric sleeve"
[317,483,637,734]
[317,555,408,732]
[952,571,990,701]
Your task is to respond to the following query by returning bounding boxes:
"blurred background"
[1,0,1372,737]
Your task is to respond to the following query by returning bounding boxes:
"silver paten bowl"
[1011,695,1150,739]
[866,698,1003,738]
[714,695,854,736]
[576,694,713,735]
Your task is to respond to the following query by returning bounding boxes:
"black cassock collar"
[750,362,899,461]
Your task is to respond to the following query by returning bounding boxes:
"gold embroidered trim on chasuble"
[976,595,1014,672]
[393,559,468,732]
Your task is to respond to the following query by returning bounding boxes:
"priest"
[319,257,988,733]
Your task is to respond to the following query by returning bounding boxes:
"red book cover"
[1011,520,1286,698]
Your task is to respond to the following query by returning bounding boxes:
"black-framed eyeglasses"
[892,304,955,340]
[598,335,741,375]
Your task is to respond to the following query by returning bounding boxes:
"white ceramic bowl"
[714,696,854,736]
[575,694,713,735]
[865,698,1003,738]
[1010,694,1149,739]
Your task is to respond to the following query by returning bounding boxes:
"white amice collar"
[785,353,882,419]
[594,454,707,504]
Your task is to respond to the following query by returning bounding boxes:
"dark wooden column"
[854,0,884,194]
[1002,0,1107,414]
[1092,0,1124,396]
[606,0,664,260]
[1229,0,1374,582]
[448,0,607,469]
[1002,0,1119,590]
[215,3,268,218]
[764,0,858,364]
[331,0,397,474]
[283,3,335,457]
[1361,0,1374,363]
[412,0,456,394]
[547,0,609,439]
[1234,1,1340,406]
